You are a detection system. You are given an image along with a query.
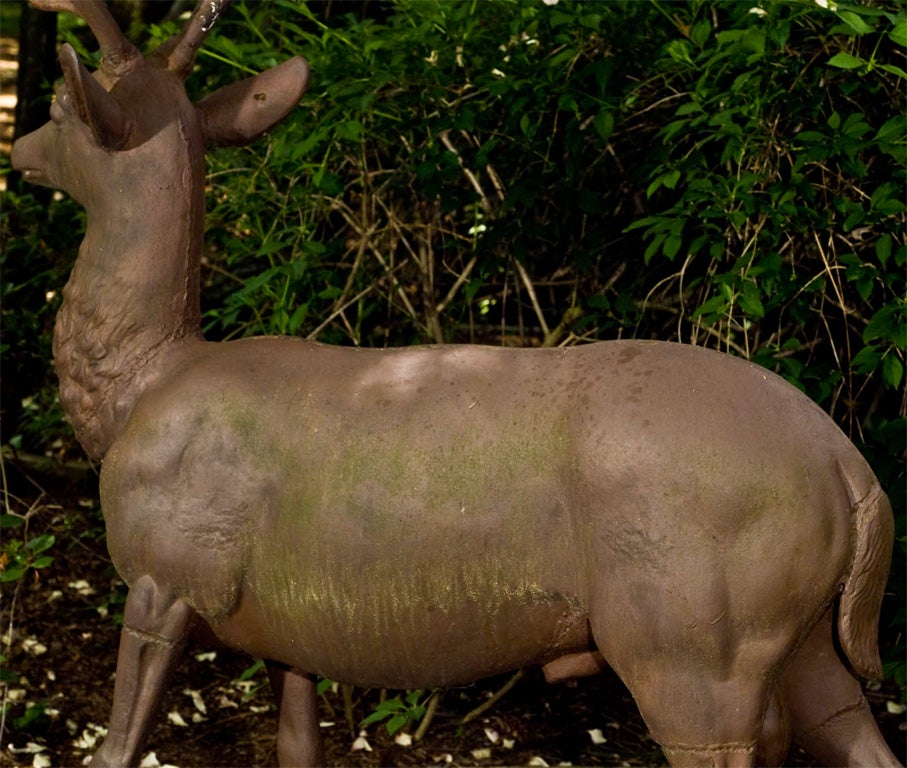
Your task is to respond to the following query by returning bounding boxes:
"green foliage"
[0,523,54,583]
[360,690,428,735]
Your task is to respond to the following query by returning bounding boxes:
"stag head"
[11,0,309,206]
[10,0,310,462]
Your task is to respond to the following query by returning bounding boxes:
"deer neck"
[54,162,206,461]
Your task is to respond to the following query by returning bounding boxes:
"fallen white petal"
[484,727,499,744]
[887,701,906,714]
[394,732,412,746]
[471,748,492,759]
[183,689,207,714]
[588,728,607,745]
[528,758,549,767]
[73,723,107,750]
[22,638,48,656]
[33,754,52,768]
[503,738,515,749]
[67,580,96,596]
[194,651,217,662]
[139,753,161,768]
[8,743,47,754]
[351,731,372,752]
[167,711,188,727]
[217,693,238,709]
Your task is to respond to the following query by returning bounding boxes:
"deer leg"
[780,609,901,767]
[267,661,326,767]
[91,575,194,768]
[613,662,766,768]
[754,684,792,767]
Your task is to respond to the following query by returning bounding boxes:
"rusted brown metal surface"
[11,2,900,766]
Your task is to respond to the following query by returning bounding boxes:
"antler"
[29,0,141,77]
[31,0,230,82]
[159,0,233,80]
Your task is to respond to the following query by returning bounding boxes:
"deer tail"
[836,459,894,682]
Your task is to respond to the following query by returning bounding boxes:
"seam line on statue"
[800,695,867,739]
[852,481,884,513]
[122,622,187,648]
[659,740,756,754]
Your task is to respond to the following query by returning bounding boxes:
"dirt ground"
[2,458,905,768]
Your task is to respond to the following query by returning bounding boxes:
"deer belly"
[210,535,588,688]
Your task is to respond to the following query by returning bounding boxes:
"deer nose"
[11,127,50,186]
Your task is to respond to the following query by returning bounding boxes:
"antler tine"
[165,0,233,80]
[29,0,140,77]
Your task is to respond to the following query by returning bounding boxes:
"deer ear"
[197,57,310,148]
[58,44,130,150]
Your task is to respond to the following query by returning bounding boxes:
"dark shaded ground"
[2,458,905,768]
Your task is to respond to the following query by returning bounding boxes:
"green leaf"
[643,233,666,265]
[876,234,892,267]
[738,282,765,318]
[0,514,24,529]
[663,233,682,260]
[796,130,827,144]
[335,120,364,142]
[692,294,730,320]
[864,305,907,348]
[25,533,55,554]
[852,344,882,374]
[1,566,25,583]
[889,18,907,47]
[883,354,904,389]
[665,39,694,66]
[742,27,766,56]
[836,10,874,35]
[239,659,265,681]
[593,109,614,143]
[690,19,711,48]
[662,169,682,190]
[360,710,387,728]
[675,100,704,117]
[879,63,907,80]
[386,714,408,735]
[874,115,906,143]
[827,52,865,70]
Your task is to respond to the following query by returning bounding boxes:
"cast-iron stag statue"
[11,1,900,766]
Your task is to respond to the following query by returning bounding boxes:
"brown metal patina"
[11,2,900,766]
